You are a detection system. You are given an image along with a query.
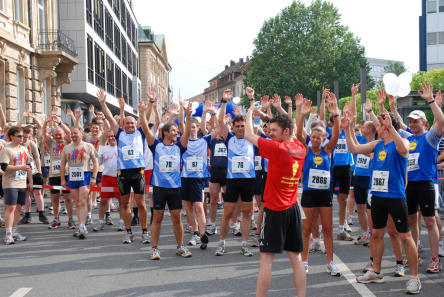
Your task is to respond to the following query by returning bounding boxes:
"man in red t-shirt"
[244,90,307,297]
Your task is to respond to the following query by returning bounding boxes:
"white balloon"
[191,101,199,110]
[232,97,241,104]
[385,80,400,96]
[398,72,412,84]
[396,82,411,97]
[383,73,398,87]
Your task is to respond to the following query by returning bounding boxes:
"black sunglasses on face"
[14,135,23,138]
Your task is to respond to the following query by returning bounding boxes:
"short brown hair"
[8,126,23,138]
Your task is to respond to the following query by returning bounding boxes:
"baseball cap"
[408,110,426,120]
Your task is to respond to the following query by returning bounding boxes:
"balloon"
[399,72,412,84]
[383,73,398,87]
[232,97,241,104]
[385,81,399,96]
[397,82,411,97]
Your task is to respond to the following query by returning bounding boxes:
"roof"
[138,25,164,52]
[208,59,248,82]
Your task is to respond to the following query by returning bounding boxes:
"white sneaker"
[206,224,217,235]
[185,225,193,234]
[118,221,125,232]
[150,248,160,260]
[233,223,241,236]
[394,264,405,277]
[13,231,27,241]
[344,222,352,232]
[406,277,421,295]
[141,232,151,244]
[4,234,15,245]
[327,261,341,276]
[214,243,225,256]
[188,234,201,246]
[347,216,353,225]
[123,233,134,244]
[356,270,384,283]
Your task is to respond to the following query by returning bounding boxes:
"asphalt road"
[1,196,443,297]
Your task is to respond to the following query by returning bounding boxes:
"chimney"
[225,65,228,70]
[230,60,235,67]
[246,56,250,62]
[239,58,244,63]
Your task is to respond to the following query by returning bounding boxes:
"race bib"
[30,161,38,175]
[51,159,61,175]
[254,156,262,171]
[214,143,227,157]
[308,169,330,189]
[44,155,50,167]
[186,156,203,172]
[356,154,370,169]
[232,156,250,173]
[371,170,389,192]
[122,145,139,161]
[407,153,420,172]
[334,139,347,154]
[159,155,179,173]
[15,170,27,181]
[69,166,84,181]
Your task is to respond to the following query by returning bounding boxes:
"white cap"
[407,110,426,120]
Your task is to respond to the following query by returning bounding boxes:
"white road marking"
[333,254,376,297]
[9,288,32,297]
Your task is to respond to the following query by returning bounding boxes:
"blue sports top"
[226,132,255,179]
[116,127,145,170]
[150,139,185,188]
[209,138,228,169]
[332,129,353,167]
[181,135,211,178]
[302,146,331,191]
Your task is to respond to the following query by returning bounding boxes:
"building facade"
[367,57,405,88]
[203,58,248,102]
[59,0,140,124]
[420,0,444,71]
[0,0,77,124]
[138,25,171,109]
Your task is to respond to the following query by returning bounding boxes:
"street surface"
[1,196,443,297]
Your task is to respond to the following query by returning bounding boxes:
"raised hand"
[138,100,147,112]
[51,106,59,116]
[96,111,104,119]
[300,98,312,115]
[118,97,125,109]
[245,87,254,99]
[340,112,351,129]
[365,99,372,113]
[343,101,352,115]
[178,96,186,108]
[380,111,392,129]
[327,96,340,116]
[388,94,396,108]
[233,105,241,116]
[203,100,212,112]
[436,90,443,108]
[377,88,386,106]
[271,94,282,108]
[89,104,95,114]
[169,103,179,116]
[74,108,82,118]
[147,85,156,102]
[351,83,361,97]
[223,89,233,102]
[184,101,193,117]
[66,108,73,117]
[23,110,31,118]
[260,96,270,109]
[418,82,434,101]
[294,93,304,108]
[97,89,106,105]
[284,96,292,105]
[322,87,330,102]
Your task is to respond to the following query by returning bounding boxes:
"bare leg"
[170,209,184,246]
[256,252,275,297]
[288,251,307,297]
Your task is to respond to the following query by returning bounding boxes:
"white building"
[367,58,405,89]
[58,0,141,123]
[420,0,444,70]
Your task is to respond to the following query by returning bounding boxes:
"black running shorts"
[371,196,409,233]
[406,180,436,217]
[153,186,182,210]
[117,168,145,196]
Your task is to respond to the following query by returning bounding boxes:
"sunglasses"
[14,135,23,138]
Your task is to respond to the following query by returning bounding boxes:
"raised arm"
[350,83,360,124]
[284,96,293,118]
[118,96,125,127]
[218,89,232,139]
[138,100,150,139]
[324,93,341,154]
[382,111,409,157]
[377,88,387,115]
[178,98,185,135]
[319,87,328,122]
[388,94,407,131]
[66,108,76,126]
[180,102,192,148]
[418,83,444,136]
[296,97,311,151]
[343,112,378,155]
[97,89,118,135]
[245,100,259,147]
[153,96,161,133]
[364,98,380,128]
[270,94,287,115]
[201,100,211,136]
[88,104,96,122]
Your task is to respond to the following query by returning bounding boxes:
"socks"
[219,239,225,245]
[5,227,12,235]
[338,225,344,233]
[38,210,44,216]
[87,213,91,218]
[120,219,124,225]
[79,224,85,229]
[241,240,248,246]
[99,220,104,224]
[25,212,31,218]
[318,225,322,233]
[12,227,17,234]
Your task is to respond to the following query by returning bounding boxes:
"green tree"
[383,62,407,76]
[411,69,444,90]
[244,0,373,107]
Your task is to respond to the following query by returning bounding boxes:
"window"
[93,0,104,39]
[126,9,131,36]
[87,35,94,83]
[113,0,119,16]
[114,24,120,59]
[38,0,46,44]
[128,51,132,74]
[440,0,444,12]
[14,0,22,22]
[121,34,127,66]
[42,79,51,116]
[122,72,128,103]
[120,0,126,26]
[0,0,5,12]
[128,78,133,107]
[428,32,438,45]
[439,32,444,44]
[106,55,114,95]
[107,0,112,6]
[94,43,105,89]
[86,0,92,25]
[132,53,137,76]
[428,1,437,13]
[105,8,113,50]
[16,69,25,120]
[115,65,121,97]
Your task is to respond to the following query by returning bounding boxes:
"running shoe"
[48,220,61,229]
[68,219,76,229]
[62,207,68,215]
[310,241,321,252]
[105,215,113,225]
[344,222,352,232]
[363,261,373,273]
[354,234,369,246]
[356,270,384,283]
[426,258,442,273]
[185,225,193,234]
[78,227,88,239]
[176,246,192,258]
[303,262,309,273]
[241,244,253,257]
[141,232,151,244]
[206,224,217,236]
[327,262,341,276]
[123,233,134,244]
[150,248,160,260]
[217,201,224,209]
[13,231,27,241]
[251,220,257,230]
[406,278,421,295]
[439,245,444,257]
[214,243,225,256]
[250,234,260,247]
[188,234,201,246]
[4,234,14,245]
[394,264,406,277]
[73,228,80,237]
[347,216,353,225]
[86,216,92,225]
[233,223,241,237]
[404,255,423,266]
[93,222,105,232]
[110,202,118,212]
[19,216,31,225]
[50,210,54,215]
[117,221,125,232]
[39,214,49,224]
[200,233,209,250]
[337,231,353,241]
[131,216,139,226]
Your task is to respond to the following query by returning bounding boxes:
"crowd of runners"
[0,82,443,296]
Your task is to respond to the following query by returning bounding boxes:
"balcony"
[39,31,78,58]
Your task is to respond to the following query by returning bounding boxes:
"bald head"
[123,116,137,134]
